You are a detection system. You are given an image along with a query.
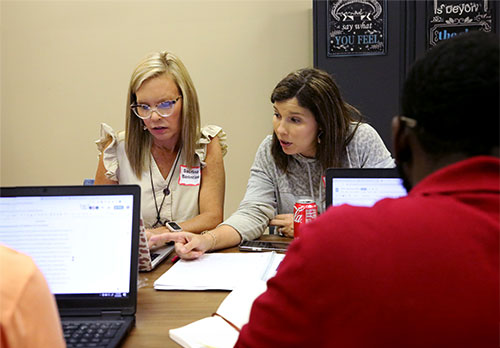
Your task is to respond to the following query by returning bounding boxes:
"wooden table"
[122,235,289,347]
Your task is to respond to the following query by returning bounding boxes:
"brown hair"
[270,68,362,172]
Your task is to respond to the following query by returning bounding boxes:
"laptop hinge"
[101,311,123,320]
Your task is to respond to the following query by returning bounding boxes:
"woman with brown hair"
[150,67,393,258]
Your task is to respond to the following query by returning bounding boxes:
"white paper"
[170,316,238,348]
[154,252,284,291]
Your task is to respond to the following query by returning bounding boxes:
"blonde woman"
[95,51,227,240]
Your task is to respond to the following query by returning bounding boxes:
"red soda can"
[293,198,318,238]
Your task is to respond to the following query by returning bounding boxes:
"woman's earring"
[143,125,148,131]
[317,130,323,144]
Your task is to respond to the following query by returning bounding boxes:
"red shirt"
[236,156,499,348]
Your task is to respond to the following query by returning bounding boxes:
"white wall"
[1,0,312,216]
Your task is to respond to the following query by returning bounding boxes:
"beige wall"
[0,0,312,217]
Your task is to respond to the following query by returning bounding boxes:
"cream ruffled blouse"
[96,123,227,228]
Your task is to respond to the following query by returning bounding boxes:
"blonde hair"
[125,51,200,177]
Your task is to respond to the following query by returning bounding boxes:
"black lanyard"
[149,146,182,228]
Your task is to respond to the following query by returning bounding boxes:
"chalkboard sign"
[428,0,495,47]
[327,0,387,57]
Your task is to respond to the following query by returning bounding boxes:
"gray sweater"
[222,123,395,240]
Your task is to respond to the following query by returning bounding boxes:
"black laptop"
[325,168,407,209]
[0,185,140,348]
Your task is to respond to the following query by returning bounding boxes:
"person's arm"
[235,224,324,348]
[148,224,241,259]
[94,151,119,185]
[220,136,278,240]
[235,218,340,348]
[150,136,276,255]
[145,136,225,240]
[177,136,225,232]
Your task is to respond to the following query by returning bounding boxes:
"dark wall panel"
[314,0,498,153]
[314,0,407,152]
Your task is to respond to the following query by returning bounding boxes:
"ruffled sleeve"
[95,123,122,181]
[195,125,228,168]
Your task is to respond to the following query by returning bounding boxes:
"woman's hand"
[145,227,170,249]
[148,231,212,260]
[269,214,294,238]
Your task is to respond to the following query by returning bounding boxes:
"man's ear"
[392,116,411,163]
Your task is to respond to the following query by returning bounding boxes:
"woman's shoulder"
[352,122,377,134]
[96,123,125,152]
[252,135,276,166]
[349,122,384,144]
[198,125,227,147]
[95,123,127,181]
[254,135,274,155]
[258,134,274,149]
[347,122,395,168]
[195,125,228,165]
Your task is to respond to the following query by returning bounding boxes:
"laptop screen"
[0,185,140,315]
[325,168,407,208]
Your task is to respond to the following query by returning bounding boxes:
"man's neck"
[412,152,480,187]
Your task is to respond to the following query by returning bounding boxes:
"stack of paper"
[154,252,284,291]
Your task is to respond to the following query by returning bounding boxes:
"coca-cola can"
[293,198,318,238]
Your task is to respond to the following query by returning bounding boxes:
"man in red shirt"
[236,31,499,347]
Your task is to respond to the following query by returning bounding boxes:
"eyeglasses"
[130,96,182,119]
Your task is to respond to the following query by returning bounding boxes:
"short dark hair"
[270,68,363,171]
[402,31,499,156]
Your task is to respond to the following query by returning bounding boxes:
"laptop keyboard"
[63,320,124,348]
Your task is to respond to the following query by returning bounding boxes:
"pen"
[172,255,180,263]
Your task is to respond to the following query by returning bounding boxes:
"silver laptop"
[0,185,140,348]
[325,168,407,209]
[138,219,175,271]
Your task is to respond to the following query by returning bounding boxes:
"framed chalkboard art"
[428,0,496,48]
[327,0,387,57]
